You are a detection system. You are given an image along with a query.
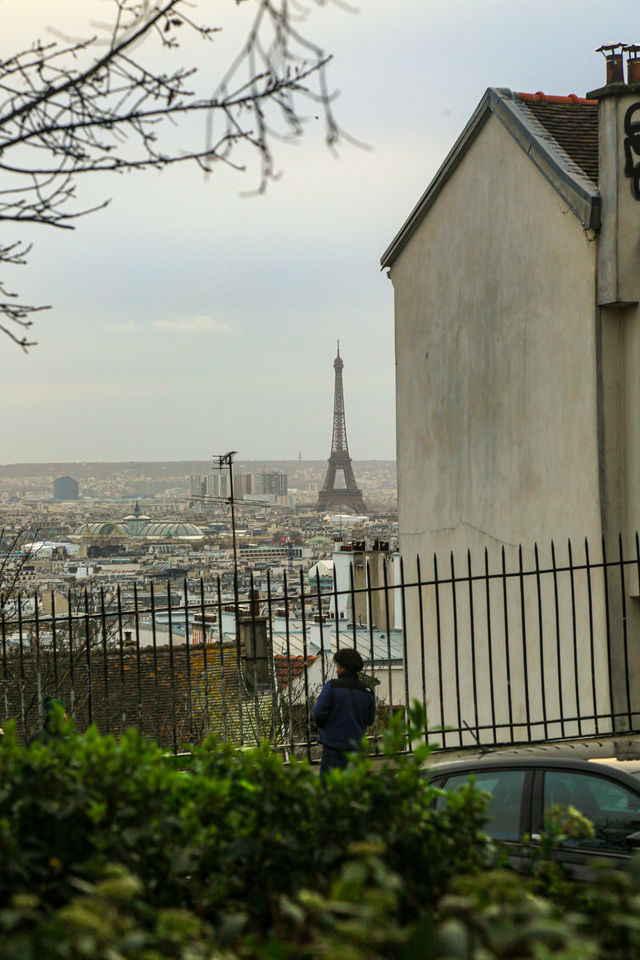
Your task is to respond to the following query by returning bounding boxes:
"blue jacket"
[313,674,376,751]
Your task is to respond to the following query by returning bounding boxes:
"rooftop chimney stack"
[588,45,640,306]
[626,45,640,85]
[597,43,625,85]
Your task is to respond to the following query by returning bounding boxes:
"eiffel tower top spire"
[316,345,367,515]
[330,344,348,454]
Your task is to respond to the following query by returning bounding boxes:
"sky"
[2,0,639,464]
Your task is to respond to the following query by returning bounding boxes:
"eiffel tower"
[316,344,367,515]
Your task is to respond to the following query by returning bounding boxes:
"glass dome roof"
[73,521,130,537]
[138,520,203,540]
[73,518,204,541]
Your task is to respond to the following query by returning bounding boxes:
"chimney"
[626,45,640,85]
[239,615,270,689]
[596,43,625,85]
[588,44,640,306]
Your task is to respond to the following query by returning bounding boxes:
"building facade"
[53,476,79,500]
[382,50,640,740]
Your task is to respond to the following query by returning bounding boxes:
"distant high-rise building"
[53,475,79,500]
[237,473,253,497]
[189,474,208,504]
[211,471,244,500]
[210,472,227,499]
[255,471,288,497]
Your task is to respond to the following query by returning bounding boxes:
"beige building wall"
[389,111,611,743]
[392,112,601,565]
[594,86,640,727]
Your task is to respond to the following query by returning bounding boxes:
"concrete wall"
[594,86,640,728]
[389,111,610,742]
[392,112,600,565]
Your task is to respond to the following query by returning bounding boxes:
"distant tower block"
[316,344,367,515]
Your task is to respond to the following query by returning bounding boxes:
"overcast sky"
[2,1,638,464]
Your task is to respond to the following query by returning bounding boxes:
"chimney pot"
[625,45,640,84]
[597,43,626,85]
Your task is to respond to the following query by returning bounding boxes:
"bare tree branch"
[0,527,42,601]
[0,0,345,348]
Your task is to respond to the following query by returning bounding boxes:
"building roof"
[307,559,334,580]
[72,517,204,541]
[273,654,318,689]
[140,520,203,540]
[517,93,598,185]
[381,88,601,269]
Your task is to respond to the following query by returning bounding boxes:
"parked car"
[427,754,640,878]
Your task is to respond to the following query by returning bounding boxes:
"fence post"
[183,578,193,743]
[83,587,92,728]
[167,580,178,754]
[133,582,143,736]
[483,549,497,745]
[534,544,549,740]
[116,585,126,736]
[100,588,110,735]
[467,549,480,744]
[50,589,59,696]
[431,554,443,748]
[518,545,532,742]
[399,555,411,743]
[67,588,75,720]
[501,547,514,742]
[551,541,567,739]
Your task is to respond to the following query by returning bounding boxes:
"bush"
[0,704,490,948]
[5,706,640,958]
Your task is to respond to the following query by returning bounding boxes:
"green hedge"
[3,706,640,958]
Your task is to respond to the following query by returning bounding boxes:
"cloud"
[106,322,141,334]
[152,315,236,334]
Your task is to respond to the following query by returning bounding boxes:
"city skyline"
[3,1,639,462]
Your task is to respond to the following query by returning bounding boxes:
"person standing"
[313,647,375,778]
[28,696,67,745]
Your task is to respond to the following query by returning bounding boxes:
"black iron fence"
[2,534,640,756]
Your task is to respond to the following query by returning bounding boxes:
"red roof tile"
[518,92,597,105]
[273,654,317,689]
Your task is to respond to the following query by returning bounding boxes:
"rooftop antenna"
[212,451,238,579]
[213,449,242,740]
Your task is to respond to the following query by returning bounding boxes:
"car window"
[543,770,640,852]
[435,769,525,840]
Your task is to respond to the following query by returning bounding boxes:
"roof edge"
[494,92,600,231]
[380,88,496,270]
[381,88,600,270]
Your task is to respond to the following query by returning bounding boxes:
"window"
[543,770,640,852]
[435,768,526,840]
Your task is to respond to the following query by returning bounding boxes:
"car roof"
[588,757,640,776]
[425,754,640,791]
